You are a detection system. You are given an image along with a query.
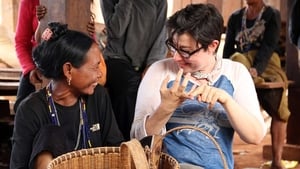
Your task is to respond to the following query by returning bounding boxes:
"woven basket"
[47,139,179,169]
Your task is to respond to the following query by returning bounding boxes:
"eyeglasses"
[165,40,204,59]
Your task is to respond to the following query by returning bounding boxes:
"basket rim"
[47,146,121,168]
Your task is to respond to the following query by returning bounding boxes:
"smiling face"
[170,33,219,74]
[67,43,102,95]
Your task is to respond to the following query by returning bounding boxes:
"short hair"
[32,22,94,80]
[166,3,224,50]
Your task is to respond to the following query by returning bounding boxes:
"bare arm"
[34,151,53,169]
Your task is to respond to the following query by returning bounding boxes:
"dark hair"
[32,22,95,80]
[166,3,224,51]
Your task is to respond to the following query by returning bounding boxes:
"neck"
[191,56,217,84]
[50,80,79,106]
[201,56,217,74]
[247,2,265,19]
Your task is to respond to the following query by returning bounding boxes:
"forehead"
[84,43,101,63]
[173,33,196,46]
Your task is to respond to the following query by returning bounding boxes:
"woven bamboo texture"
[47,139,179,169]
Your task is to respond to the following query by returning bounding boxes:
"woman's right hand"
[159,69,195,112]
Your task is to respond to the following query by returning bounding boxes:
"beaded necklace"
[237,5,266,51]
[46,82,92,150]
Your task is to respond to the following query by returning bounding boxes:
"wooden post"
[286,0,300,145]
[38,0,91,37]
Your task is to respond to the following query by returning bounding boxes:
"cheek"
[189,59,203,70]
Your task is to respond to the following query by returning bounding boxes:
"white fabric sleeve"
[130,59,176,140]
[228,60,267,135]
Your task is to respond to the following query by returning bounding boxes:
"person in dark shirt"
[223,0,290,168]
[100,0,168,140]
[289,0,300,49]
[10,22,124,169]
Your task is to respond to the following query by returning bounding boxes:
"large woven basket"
[47,139,179,169]
[47,126,227,169]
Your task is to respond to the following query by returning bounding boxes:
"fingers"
[178,72,189,93]
[36,5,47,20]
[191,85,223,109]
[87,22,95,37]
[171,68,183,92]
[160,75,170,92]
[29,69,43,84]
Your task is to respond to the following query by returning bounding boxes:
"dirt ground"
[233,131,300,169]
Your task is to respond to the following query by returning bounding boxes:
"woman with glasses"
[130,3,266,169]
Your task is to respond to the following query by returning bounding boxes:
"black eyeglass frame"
[165,40,204,59]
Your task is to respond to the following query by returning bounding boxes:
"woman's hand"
[29,68,43,87]
[36,5,47,21]
[159,69,196,112]
[249,67,258,77]
[190,84,231,109]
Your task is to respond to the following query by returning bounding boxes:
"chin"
[85,84,97,95]
[86,88,95,95]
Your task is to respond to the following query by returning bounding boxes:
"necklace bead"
[45,82,92,149]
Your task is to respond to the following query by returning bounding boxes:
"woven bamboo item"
[47,139,179,169]
[47,125,227,169]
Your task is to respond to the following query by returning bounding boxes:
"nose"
[97,65,102,80]
[172,51,183,61]
[98,70,102,80]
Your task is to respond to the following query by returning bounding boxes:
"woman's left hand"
[190,84,230,109]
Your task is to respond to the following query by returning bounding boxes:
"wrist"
[158,103,176,115]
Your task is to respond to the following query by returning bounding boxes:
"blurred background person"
[223,0,290,168]
[100,0,168,140]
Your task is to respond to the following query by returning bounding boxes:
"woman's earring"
[67,78,71,86]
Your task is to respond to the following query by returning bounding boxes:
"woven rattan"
[47,139,179,169]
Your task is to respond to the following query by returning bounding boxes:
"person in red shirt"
[14,0,43,113]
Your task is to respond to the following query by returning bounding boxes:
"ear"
[208,40,220,54]
[63,62,73,79]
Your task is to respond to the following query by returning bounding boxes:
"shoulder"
[221,59,249,74]
[263,6,280,19]
[16,89,48,121]
[20,0,39,8]
[89,84,109,100]
[93,84,107,93]
[227,8,245,25]
[19,89,47,108]
[229,7,245,19]
[265,6,279,13]
[150,58,179,73]
[86,85,112,106]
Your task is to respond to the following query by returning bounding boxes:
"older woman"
[10,22,124,169]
